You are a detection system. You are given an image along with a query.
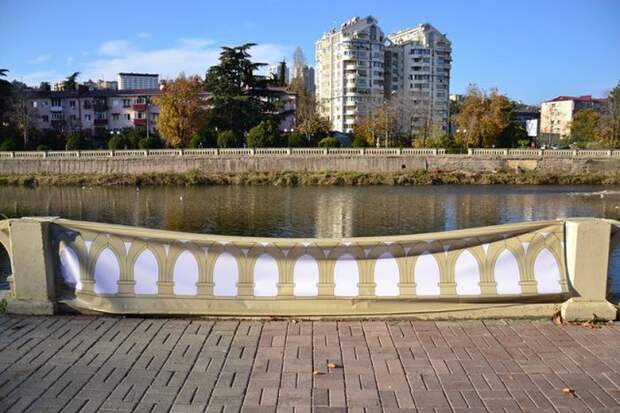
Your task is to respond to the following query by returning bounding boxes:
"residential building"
[514,111,539,138]
[97,79,118,90]
[25,86,296,137]
[316,16,386,133]
[315,17,451,134]
[118,73,159,90]
[540,95,607,140]
[386,23,452,133]
[28,89,162,135]
[267,63,290,85]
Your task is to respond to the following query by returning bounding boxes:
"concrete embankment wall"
[1,156,619,175]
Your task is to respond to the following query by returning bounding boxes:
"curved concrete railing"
[1,217,617,320]
[1,148,619,160]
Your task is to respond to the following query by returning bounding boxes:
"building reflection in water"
[1,185,619,238]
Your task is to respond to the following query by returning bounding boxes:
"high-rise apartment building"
[315,17,451,134]
[316,16,386,133]
[387,23,452,133]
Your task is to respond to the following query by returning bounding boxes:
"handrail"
[1,148,619,159]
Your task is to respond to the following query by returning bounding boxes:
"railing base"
[560,298,617,322]
[7,298,55,315]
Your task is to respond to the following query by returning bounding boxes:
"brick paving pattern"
[1,316,620,412]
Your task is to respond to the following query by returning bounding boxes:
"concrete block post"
[6,219,56,314]
[561,219,617,321]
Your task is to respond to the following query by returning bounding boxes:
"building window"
[42,115,49,122]
[32,101,38,108]
[51,98,61,107]
[85,114,91,121]
[125,114,131,120]
[123,99,131,108]
[112,113,120,121]
[69,100,76,108]
[70,114,77,121]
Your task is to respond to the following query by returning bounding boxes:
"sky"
[1,0,618,104]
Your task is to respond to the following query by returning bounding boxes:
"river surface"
[1,185,620,238]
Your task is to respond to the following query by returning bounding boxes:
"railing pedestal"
[561,219,617,321]
[6,218,56,315]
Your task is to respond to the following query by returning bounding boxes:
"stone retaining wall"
[1,156,619,175]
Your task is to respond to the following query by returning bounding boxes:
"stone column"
[561,219,616,321]
[7,218,56,314]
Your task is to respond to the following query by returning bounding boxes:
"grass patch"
[1,169,620,187]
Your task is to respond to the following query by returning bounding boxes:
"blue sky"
[1,0,618,104]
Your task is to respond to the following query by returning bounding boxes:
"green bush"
[318,137,341,148]
[108,135,128,150]
[189,130,216,148]
[352,137,368,148]
[65,133,87,150]
[138,135,162,149]
[287,132,306,147]
[36,144,50,151]
[0,137,19,151]
[217,130,236,148]
[246,120,281,148]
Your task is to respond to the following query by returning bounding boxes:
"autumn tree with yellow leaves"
[453,85,512,148]
[155,74,207,148]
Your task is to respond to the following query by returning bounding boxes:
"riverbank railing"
[1,148,620,160]
[1,217,618,321]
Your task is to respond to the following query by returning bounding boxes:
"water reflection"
[1,185,620,238]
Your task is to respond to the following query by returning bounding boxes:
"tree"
[204,43,274,137]
[318,137,340,148]
[247,119,281,147]
[453,84,512,147]
[63,72,80,91]
[216,130,236,148]
[0,69,13,130]
[289,76,329,144]
[571,109,601,146]
[599,83,620,148]
[155,74,207,147]
[39,82,51,92]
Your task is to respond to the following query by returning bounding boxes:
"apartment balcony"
[50,106,63,112]
[94,118,108,126]
[93,103,108,112]
[133,118,146,127]
[133,103,147,112]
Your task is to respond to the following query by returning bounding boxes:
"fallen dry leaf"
[562,387,575,398]
[581,320,602,329]
[552,309,563,325]
[313,370,325,375]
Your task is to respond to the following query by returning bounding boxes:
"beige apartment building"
[540,95,607,140]
[315,16,451,134]
[386,23,452,133]
[315,16,386,133]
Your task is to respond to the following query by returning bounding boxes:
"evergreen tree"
[204,43,276,141]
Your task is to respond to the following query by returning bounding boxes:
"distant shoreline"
[1,169,620,187]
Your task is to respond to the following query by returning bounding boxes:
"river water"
[1,185,620,238]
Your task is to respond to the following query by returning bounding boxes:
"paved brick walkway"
[1,316,620,412]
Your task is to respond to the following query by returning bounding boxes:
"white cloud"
[98,40,134,57]
[82,39,290,81]
[28,54,51,64]
[137,32,151,39]
[14,70,62,85]
[178,38,215,49]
